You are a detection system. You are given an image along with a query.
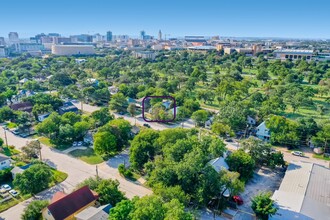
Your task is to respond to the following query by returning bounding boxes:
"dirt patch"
[234,166,285,220]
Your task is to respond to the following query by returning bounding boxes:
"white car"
[72,141,78,147]
[77,141,83,147]
[1,184,11,191]
[292,151,303,157]
[9,189,19,197]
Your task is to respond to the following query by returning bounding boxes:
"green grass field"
[69,148,104,165]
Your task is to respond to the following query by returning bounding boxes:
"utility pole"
[3,128,8,147]
[36,139,42,161]
[96,165,99,179]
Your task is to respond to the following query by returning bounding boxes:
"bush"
[118,164,133,179]
[0,168,12,183]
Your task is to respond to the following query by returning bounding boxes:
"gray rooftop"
[271,161,330,220]
[0,154,10,162]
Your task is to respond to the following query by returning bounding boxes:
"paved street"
[224,140,330,167]
[0,128,152,219]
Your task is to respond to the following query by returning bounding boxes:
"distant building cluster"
[0,30,330,60]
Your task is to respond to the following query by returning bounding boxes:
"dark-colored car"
[143,123,151,128]
[232,195,243,205]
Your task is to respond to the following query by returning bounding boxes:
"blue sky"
[0,0,329,39]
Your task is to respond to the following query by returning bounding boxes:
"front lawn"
[38,137,55,147]
[69,148,104,165]
[51,169,68,184]
[313,154,330,161]
[38,137,70,150]
[1,147,20,157]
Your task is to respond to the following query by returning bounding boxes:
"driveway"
[234,167,285,220]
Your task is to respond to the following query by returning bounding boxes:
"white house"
[208,152,229,173]
[247,116,256,126]
[37,113,50,122]
[256,121,270,141]
[0,154,11,170]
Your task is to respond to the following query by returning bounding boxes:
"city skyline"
[0,0,329,39]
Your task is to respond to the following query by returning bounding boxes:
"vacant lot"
[234,166,285,220]
[69,148,104,165]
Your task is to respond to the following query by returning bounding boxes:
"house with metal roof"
[42,186,99,220]
[270,161,330,220]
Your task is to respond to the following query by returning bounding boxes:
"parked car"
[31,153,39,159]
[9,189,19,197]
[72,142,78,147]
[232,195,244,205]
[143,123,151,128]
[0,188,8,198]
[1,184,11,191]
[77,141,83,147]
[292,151,303,157]
[225,139,233,142]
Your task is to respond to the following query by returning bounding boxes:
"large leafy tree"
[130,129,159,170]
[91,107,113,127]
[21,200,49,220]
[109,199,135,220]
[13,163,53,195]
[94,131,117,155]
[251,192,278,220]
[21,140,41,160]
[109,93,128,113]
[225,150,255,181]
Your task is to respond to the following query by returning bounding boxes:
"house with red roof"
[42,186,99,220]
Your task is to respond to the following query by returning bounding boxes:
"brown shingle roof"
[47,186,97,220]
[10,101,33,112]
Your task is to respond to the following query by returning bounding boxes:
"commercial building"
[0,46,6,57]
[274,49,313,61]
[271,161,330,220]
[70,34,93,43]
[19,43,45,53]
[0,37,5,46]
[133,51,157,60]
[158,30,162,41]
[8,32,20,52]
[106,31,113,42]
[51,44,95,56]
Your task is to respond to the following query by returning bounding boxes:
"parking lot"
[234,166,285,220]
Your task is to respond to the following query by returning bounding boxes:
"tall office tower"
[140,30,146,40]
[8,32,19,44]
[8,32,20,52]
[106,31,113,42]
[158,30,162,41]
[0,37,5,45]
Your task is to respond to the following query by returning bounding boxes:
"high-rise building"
[0,37,5,46]
[8,32,19,44]
[140,30,146,40]
[8,32,20,52]
[158,30,162,41]
[106,31,113,42]
[70,34,93,43]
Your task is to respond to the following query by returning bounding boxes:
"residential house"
[161,100,172,109]
[19,78,29,84]
[108,86,119,95]
[0,154,11,170]
[130,126,140,136]
[37,113,51,122]
[208,152,229,173]
[256,121,270,141]
[42,186,99,220]
[11,164,32,179]
[59,102,79,115]
[86,78,99,87]
[10,101,33,113]
[75,204,112,220]
[247,116,256,126]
